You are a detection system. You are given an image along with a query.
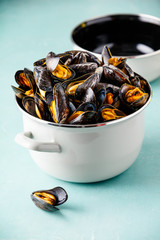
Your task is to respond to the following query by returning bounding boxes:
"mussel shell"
[11,85,27,99]
[46,52,59,72]
[46,52,76,82]
[34,66,53,92]
[103,65,131,87]
[69,62,98,75]
[45,91,54,105]
[120,63,135,79]
[75,72,101,101]
[61,50,101,66]
[76,102,97,112]
[33,58,46,67]
[22,96,37,117]
[68,110,99,124]
[99,104,126,121]
[15,70,28,87]
[50,83,70,123]
[81,87,96,103]
[102,45,112,65]
[69,101,76,115]
[34,92,52,121]
[130,75,141,88]
[84,51,101,66]
[31,186,68,212]
[119,83,149,110]
[51,65,76,82]
[94,83,106,107]
[23,68,36,92]
[134,72,151,93]
[63,73,92,94]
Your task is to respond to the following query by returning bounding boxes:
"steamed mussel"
[31,186,68,211]
[12,46,151,125]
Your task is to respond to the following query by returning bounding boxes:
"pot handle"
[15,131,61,153]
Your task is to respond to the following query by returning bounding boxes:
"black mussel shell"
[34,92,52,121]
[120,63,135,79]
[33,58,46,67]
[61,50,101,66]
[15,69,32,89]
[22,96,37,117]
[50,83,70,123]
[81,87,96,103]
[62,73,89,92]
[102,65,131,87]
[130,75,141,88]
[31,186,68,212]
[45,91,54,105]
[69,101,76,115]
[76,102,97,112]
[134,72,151,93]
[11,85,27,99]
[119,83,149,111]
[75,72,101,101]
[46,52,76,82]
[99,104,126,121]
[102,45,112,65]
[34,66,53,92]
[23,68,36,92]
[69,62,98,76]
[94,83,106,107]
[67,110,99,124]
[84,51,101,66]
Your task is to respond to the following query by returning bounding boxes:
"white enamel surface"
[16,110,145,183]
[15,131,61,152]
[73,45,160,82]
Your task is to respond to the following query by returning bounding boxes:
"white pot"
[15,91,151,183]
[71,13,160,82]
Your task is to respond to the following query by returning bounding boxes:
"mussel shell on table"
[31,186,68,211]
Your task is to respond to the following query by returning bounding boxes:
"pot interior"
[72,14,160,56]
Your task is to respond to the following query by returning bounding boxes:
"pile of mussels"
[12,46,150,125]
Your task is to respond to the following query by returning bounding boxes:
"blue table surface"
[1,0,160,239]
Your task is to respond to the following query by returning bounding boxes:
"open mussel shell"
[67,110,99,124]
[102,45,127,68]
[46,52,59,72]
[119,83,149,111]
[15,69,36,92]
[99,104,126,121]
[31,186,68,212]
[15,70,31,88]
[46,52,76,82]
[67,102,98,124]
[24,68,36,92]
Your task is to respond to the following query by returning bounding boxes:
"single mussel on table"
[31,186,68,211]
[12,46,150,125]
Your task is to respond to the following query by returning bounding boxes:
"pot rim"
[16,85,152,129]
[71,13,160,59]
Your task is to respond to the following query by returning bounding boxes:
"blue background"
[1,0,160,239]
